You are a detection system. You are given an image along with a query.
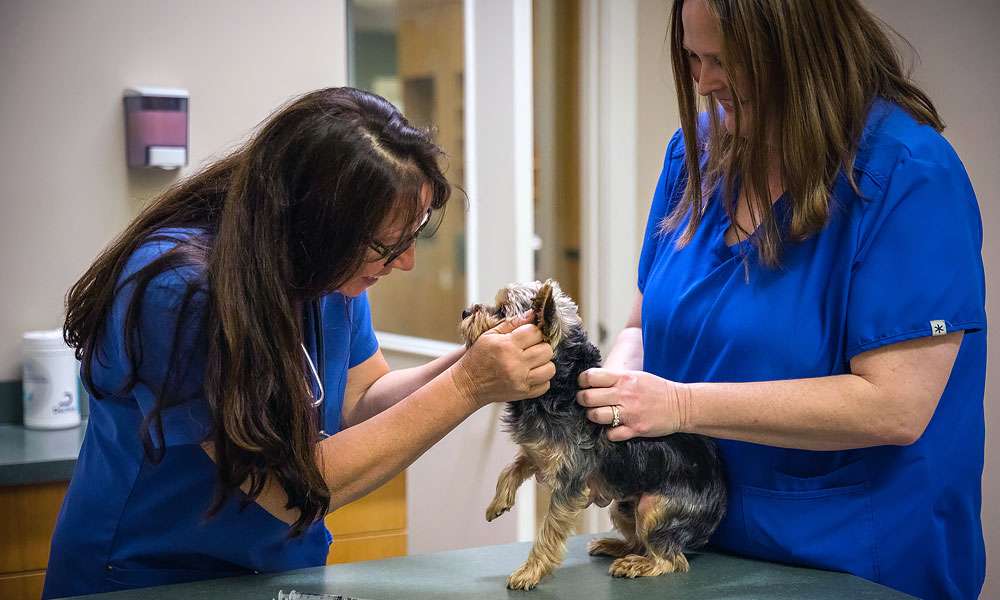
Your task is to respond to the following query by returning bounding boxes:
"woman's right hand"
[449,310,555,408]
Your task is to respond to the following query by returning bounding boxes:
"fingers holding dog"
[528,360,556,386]
[585,405,621,426]
[489,309,536,336]
[489,311,547,353]
[577,369,691,440]
[511,323,546,350]
[451,314,556,407]
[576,387,618,408]
[523,342,555,368]
[585,405,639,443]
[578,368,622,390]
[605,424,641,443]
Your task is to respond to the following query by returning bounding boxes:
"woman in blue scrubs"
[43,87,556,598]
[577,1,986,598]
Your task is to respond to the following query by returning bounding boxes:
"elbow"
[877,410,933,447]
[339,413,357,430]
[326,489,352,514]
[882,424,924,446]
[857,378,938,447]
[326,484,368,515]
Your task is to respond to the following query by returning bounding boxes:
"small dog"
[461,280,726,590]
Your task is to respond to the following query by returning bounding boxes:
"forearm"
[604,327,643,371]
[684,374,921,451]
[603,290,644,371]
[320,366,476,511]
[348,346,466,424]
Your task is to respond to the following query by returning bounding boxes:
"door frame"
[461,0,537,544]
[578,0,640,534]
[346,0,539,554]
[580,0,640,351]
[345,0,641,551]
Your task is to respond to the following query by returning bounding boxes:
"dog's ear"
[531,280,560,345]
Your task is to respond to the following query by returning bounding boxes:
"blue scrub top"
[43,230,379,598]
[637,99,986,600]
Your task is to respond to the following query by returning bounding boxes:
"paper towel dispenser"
[123,87,189,169]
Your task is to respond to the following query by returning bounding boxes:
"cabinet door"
[325,472,406,564]
[0,481,67,600]
[0,571,45,599]
[0,482,66,574]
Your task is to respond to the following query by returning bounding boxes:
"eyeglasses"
[368,208,433,266]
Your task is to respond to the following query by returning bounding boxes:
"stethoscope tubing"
[302,299,326,436]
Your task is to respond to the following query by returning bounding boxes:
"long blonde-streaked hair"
[665,0,944,267]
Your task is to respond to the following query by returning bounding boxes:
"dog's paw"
[671,552,690,573]
[609,554,670,578]
[506,563,544,590]
[588,537,634,558]
[485,499,512,522]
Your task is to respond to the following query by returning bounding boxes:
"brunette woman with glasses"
[44,87,556,598]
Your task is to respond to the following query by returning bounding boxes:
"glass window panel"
[348,0,466,342]
[533,0,582,306]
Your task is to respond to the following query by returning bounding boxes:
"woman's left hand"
[576,368,690,442]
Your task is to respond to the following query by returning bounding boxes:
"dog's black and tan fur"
[461,280,726,590]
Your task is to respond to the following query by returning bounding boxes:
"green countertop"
[65,533,913,600]
[0,419,86,486]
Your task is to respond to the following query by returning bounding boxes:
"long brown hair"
[666,0,944,266]
[64,87,451,535]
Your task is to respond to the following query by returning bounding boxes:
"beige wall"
[0,0,347,381]
[635,0,678,241]
[634,0,999,595]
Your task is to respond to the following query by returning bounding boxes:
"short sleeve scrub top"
[43,229,379,598]
[636,99,987,600]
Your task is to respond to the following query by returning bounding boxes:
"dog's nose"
[461,308,472,319]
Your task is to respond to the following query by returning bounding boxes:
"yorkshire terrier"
[460,280,726,591]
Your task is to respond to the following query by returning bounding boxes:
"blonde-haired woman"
[577,1,986,598]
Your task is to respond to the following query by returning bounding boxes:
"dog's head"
[460,279,583,350]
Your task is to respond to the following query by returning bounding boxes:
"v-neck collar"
[709,190,791,258]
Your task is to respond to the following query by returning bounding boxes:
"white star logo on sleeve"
[930,320,948,336]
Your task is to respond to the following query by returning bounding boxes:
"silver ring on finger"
[610,405,621,428]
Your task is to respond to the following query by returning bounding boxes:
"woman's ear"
[531,280,561,346]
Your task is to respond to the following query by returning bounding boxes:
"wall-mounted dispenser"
[123,87,189,169]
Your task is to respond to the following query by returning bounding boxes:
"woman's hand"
[576,368,691,442]
[449,310,556,409]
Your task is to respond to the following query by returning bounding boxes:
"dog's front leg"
[507,484,590,590]
[486,451,537,522]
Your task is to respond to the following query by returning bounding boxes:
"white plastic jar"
[22,329,81,430]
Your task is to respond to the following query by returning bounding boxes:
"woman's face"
[682,0,747,135]
[336,183,432,298]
